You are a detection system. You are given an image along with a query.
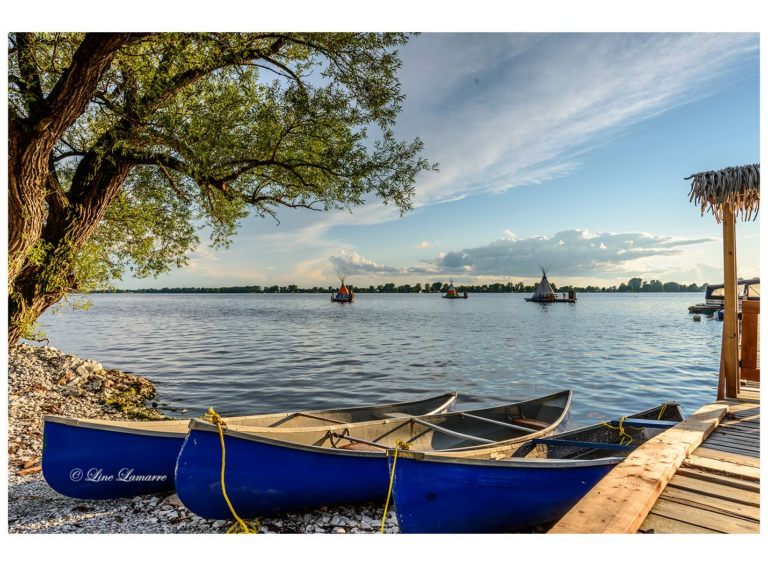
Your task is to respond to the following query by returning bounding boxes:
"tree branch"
[34,33,149,139]
[14,33,45,115]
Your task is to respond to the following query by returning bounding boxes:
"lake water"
[34,293,723,426]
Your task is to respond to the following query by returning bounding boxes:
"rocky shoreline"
[8,344,399,534]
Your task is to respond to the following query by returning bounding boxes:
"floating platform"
[689,304,724,314]
[331,297,354,303]
[524,298,576,303]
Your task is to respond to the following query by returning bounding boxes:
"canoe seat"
[609,419,679,429]
[336,442,385,452]
[531,439,636,452]
[512,418,549,430]
[381,412,413,419]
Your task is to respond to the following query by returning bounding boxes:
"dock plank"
[650,499,759,534]
[693,447,760,468]
[667,474,760,506]
[674,468,760,493]
[699,440,759,457]
[639,513,719,534]
[659,486,760,521]
[683,455,760,482]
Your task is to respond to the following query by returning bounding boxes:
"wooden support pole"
[722,204,740,398]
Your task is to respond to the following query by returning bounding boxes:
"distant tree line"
[99,277,707,294]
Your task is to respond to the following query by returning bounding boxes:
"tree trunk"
[8,33,137,346]
[8,266,73,346]
[7,155,130,347]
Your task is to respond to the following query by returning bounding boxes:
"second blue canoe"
[389,401,685,533]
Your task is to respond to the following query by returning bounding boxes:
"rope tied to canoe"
[601,415,635,446]
[380,438,410,533]
[203,407,261,534]
[600,403,671,446]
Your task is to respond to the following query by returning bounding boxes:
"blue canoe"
[41,392,457,500]
[175,390,572,519]
[390,401,685,533]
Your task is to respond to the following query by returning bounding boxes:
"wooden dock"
[549,383,759,534]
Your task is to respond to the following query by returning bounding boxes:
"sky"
[126,33,760,289]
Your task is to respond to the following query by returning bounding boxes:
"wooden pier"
[549,383,759,534]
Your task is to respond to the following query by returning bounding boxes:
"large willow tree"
[8,33,434,345]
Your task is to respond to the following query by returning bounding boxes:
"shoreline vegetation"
[8,344,402,534]
[97,278,709,295]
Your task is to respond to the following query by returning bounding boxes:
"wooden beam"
[548,402,728,534]
[722,204,740,398]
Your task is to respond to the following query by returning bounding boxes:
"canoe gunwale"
[391,453,626,469]
[187,390,572,458]
[42,415,189,439]
[41,392,458,439]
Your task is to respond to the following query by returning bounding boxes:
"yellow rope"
[203,407,260,534]
[601,415,635,445]
[601,404,671,446]
[380,439,410,533]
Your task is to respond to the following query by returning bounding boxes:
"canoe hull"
[175,430,388,519]
[392,457,615,533]
[42,421,181,499]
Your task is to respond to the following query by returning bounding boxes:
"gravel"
[8,344,400,534]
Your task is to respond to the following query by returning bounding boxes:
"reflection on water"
[35,293,723,426]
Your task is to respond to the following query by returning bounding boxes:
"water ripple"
[35,293,723,426]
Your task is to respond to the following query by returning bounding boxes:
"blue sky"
[127,33,760,289]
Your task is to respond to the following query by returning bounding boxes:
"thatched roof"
[685,164,759,222]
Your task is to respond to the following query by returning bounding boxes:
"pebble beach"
[8,344,400,534]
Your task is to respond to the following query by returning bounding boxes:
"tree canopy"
[8,33,436,344]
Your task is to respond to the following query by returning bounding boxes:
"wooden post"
[740,300,760,383]
[722,204,740,398]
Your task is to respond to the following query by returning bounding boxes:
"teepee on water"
[442,278,468,299]
[525,265,576,303]
[331,271,355,303]
[531,265,556,300]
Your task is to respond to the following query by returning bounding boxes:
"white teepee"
[531,266,556,299]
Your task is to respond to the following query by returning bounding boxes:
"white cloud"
[398,33,758,207]
[437,229,717,277]
[329,250,404,275]
[190,245,219,261]
[243,33,757,246]
[412,240,439,249]
[325,229,718,283]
